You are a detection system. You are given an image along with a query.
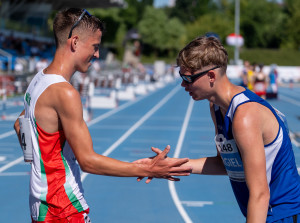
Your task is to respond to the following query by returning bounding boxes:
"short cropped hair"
[53,8,105,48]
[177,36,228,74]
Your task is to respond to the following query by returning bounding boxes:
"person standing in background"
[253,63,267,99]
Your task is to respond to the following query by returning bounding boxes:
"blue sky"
[154,0,169,8]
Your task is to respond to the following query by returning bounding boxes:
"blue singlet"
[213,88,300,222]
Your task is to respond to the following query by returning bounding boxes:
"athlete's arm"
[135,102,226,182]
[232,103,270,223]
[186,103,226,175]
[137,147,226,175]
[55,84,192,178]
[14,110,25,149]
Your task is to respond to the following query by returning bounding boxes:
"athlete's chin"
[190,94,202,101]
[79,65,91,73]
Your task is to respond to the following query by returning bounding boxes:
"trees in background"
[239,0,286,48]
[283,0,300,49]
[137,6,185,57]
[85,0,299,60]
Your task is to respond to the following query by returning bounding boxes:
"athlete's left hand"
[133,146,191,183]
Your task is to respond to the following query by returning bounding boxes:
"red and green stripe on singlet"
[35,120,84,221]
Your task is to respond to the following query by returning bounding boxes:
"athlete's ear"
[208,70,216,83]
[70,36,79,52]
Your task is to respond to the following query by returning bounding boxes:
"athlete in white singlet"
[14,8,192,222]
[24,70,89,221]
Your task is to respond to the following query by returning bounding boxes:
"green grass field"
[225,48,300,66]
[141,48,300,67]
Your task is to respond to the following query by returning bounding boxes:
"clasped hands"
[133,145,192,183]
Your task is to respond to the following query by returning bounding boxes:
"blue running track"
[0,79,299,223]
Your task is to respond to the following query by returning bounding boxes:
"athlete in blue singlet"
[145,35,300,222]
[213,88,300,222]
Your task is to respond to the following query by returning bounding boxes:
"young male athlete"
[138,36,300,222]
[13,8,192,222]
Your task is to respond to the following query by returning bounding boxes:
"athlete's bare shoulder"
[35,81,82,133]
[52,81,80,100]
[37,81,79,106]
[52,82,84,120]
[232,102,279,145]
[47,82,82,115]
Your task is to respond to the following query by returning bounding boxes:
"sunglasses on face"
[68,9,92,39]
[179,66,220,83]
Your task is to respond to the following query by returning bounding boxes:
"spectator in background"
[14,37,25,55]
[253,64,267,99]
[246,63,255,91]
[123,39,145,73]
[240,60,250,87]
[28,56,37,74]
[35,57,48,72]
[14,57,26,75]
[29,40,40,57]
[268,64,278,98]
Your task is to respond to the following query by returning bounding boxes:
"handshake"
[133,145,193,184]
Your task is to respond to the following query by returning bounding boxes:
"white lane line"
[279,94,300,107]
[279,89,300,98]
[181,201,213,207]
[0,156,24,173]
[0,86,164,173]
[0,172,30,176]
[290,132,300,148]
[168,98,194,223]
[0,130,15,139]
[81,85,181,181]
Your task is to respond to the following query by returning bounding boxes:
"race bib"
[19,115,34,162]
[215,134,245,182]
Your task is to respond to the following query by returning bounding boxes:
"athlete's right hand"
[133,145,192,183]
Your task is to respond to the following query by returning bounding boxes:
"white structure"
[91,90,118,109]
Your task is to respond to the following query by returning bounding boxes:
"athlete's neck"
[43,55,75,82]
[212,80,245,112]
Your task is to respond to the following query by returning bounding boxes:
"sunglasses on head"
[179,65,220,83]
[68,9,92,39]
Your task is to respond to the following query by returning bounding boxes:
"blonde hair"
[177,36,228,74]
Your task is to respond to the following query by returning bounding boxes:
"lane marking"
[181,201,213,207]
[0,156,24,173]
[279,94,300,107]
[169,98,194,223]
[271,92,300,147]
[0,172,30,176]
[279,89,300,98]
[290,132,300,148]
[81,85,181,181]
[0,130,15,139]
